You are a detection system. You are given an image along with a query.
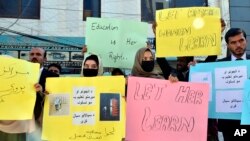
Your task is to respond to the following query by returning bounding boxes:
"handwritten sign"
[73,87,95,105]
[0,56,39,120]
[86,17,147,68]
[72,112,95,125]
[126,77,209,141]
[216,90,243,113]
[42,76,125,141]
[156,7,221,57]
[215,66,247,89]
[190,72,212,101]
[190,60,250,120]
[241,80,250,125]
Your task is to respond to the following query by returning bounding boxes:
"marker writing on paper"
[175,86,203,105]
[141,107,195,133]
[126,38,137,46]
[187,8,216,18]
[68,127,115,140]
[0,66,29,79]
[108,52,127,63]
[179,34,217,52]
[158,10,178,21]
[73,112,95,125]
[222,98,242,109]
[91,22,119,31]
[134,82,167,101]
[0,83,25,103]
[158,27,191,38]
[221,69,244,84]
[73,87,95,105]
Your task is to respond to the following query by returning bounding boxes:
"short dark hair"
[185,56,194,63]
[48,63,61,73]
[225,28,247,44]
[84,55,99,66]
[111,68,125,76]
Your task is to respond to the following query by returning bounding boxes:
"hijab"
[131,48,163,79]
[80,54,103,77]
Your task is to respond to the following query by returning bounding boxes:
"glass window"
[141,0,170,22]
[141,0,154,22]
[83,0,101,21]
[0,0,40,19]
[169,0,207,7]
[141,0,208,22]
[156,2,164,10]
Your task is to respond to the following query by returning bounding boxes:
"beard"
[31,58,39,63]
[234,48,245,55]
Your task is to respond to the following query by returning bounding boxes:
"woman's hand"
[188,60,198,69]
[168,74,179,83]
[82,45,87,54]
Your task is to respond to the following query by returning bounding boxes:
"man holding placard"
[217,28,250,141]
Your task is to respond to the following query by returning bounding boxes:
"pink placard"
[126,76,209,141]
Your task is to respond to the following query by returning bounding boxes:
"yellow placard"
[0,56,39,120]
[156,7,221,57]
[42,76,125,141]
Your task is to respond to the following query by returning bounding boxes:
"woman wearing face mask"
[80,54,103,77]
[131,47,164,79]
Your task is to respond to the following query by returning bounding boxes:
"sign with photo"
[42,76,126,141]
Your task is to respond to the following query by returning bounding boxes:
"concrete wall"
[0,0,140,37]
[0,0,230,40]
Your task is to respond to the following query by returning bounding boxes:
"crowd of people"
[1,17,250,141]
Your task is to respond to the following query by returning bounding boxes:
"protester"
[48,63,61,76]
[111,68,125,76]
[217,28,250,141]
[80,54,103,77]
[29,47,59,123]
[131,47,164,79]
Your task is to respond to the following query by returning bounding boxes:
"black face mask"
[83,69,98,77]
[141,61,154,72]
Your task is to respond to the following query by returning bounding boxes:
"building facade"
[0,0,229,74]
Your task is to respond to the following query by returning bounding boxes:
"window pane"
[141,0,154,22]
[0,0,19,17]
[141,0,171,22]
[83,0,100,21]
[156,2,164,10]
[141,0,207,22]
[172,0,206,7]
[92,0,100,17]
[21,0,40,18]
[84,0,92,10]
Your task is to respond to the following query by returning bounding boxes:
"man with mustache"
[219,28,248,61]
[29,47,59,125]
[218,28,250,141]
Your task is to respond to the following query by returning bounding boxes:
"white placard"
[72,112,95,125]
[216,90,243,113]
[190,72,212,101]
[215,66,247,89]
[73,87,95,105]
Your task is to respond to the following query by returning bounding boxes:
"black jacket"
[217,55,250,134]
[34,69,59,120]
